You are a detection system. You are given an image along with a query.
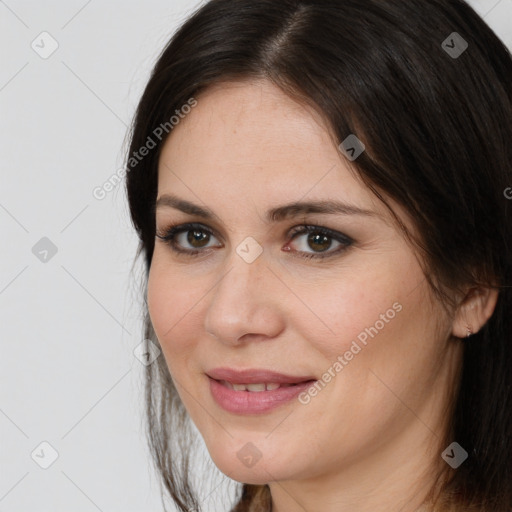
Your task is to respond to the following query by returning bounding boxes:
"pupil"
[188,230,209,248]
[308,233,331,252]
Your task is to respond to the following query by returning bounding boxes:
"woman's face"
[147,79,461,485]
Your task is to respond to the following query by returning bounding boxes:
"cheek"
[290,266,408,361]
[146,256,202,358]
[309,266,444,405]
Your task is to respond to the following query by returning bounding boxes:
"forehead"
[158,81,372,201]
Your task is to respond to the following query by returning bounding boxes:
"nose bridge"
[204,245,284,344]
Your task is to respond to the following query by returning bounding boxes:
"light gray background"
[1,1,511,511]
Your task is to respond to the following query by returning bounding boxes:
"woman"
[124,0,512,510]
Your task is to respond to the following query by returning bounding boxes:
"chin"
[208,446,290,485]
[215,464,278,486]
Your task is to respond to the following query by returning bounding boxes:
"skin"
[147,79,498,512]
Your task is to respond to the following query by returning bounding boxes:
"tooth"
[245,383,266,392]
[225,382,291,392]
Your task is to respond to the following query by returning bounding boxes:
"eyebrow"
[155,194,380,222]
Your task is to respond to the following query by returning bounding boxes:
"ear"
[451,285,499,339]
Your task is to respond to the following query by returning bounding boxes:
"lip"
[206,367,316,385]
[206,368,317,414]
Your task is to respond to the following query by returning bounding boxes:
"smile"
[207,370,317,414]
[218,380,300,391]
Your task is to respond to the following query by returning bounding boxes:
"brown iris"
[187,229,210,248]
[307,233,331,252]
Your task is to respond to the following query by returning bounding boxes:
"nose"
[203,249,286,346]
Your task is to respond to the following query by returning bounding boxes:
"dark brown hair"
[125,1,512,510]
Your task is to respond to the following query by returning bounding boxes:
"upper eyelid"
[156,222,354,247]
[156,221,349,237]
[156,222,221,240]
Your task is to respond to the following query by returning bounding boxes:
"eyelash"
[155,222,354,260]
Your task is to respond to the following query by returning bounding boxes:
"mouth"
[205,367,318,413]
[215,380,314,392]
[206,367,317,387]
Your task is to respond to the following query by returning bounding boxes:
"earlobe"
[451,286,499,339]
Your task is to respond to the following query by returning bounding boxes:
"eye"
[155,222,222,256]
[286,225,354,259]
[155,222,354,260]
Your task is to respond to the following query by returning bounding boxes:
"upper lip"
[206,367,317,385]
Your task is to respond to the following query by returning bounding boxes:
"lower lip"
[208,376,317,414]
